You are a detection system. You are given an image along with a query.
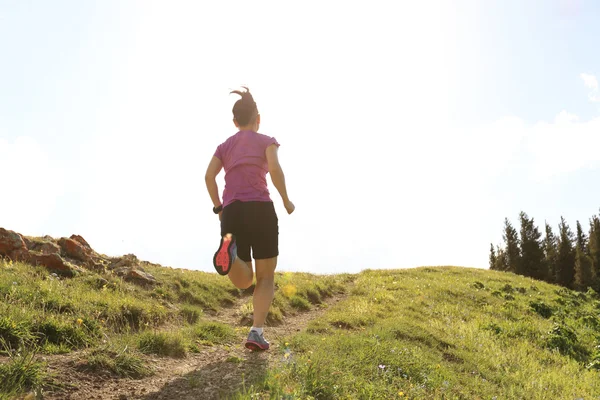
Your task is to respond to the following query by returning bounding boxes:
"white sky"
[1,1,600,274]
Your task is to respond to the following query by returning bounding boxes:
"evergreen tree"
[556,217,576,288]
[574,221,593,290]
[589,215,600,290]
[489,243,497,270]
[519,211,546,280]
[502,218,521,274]
[543,222,558,284]
[494,245,508,271]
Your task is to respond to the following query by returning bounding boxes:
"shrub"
[305,287,322,304]
[501,284,514,293]
[544,323,588,361]
[179,306,202,324]
[0,342,45,399]
[191,321,234,344]
[0,317,34,350]
[86,348,151,378]
[482,322,502,335]
[290,296,311,311]
[32,318,98,349]
[581,315,600,329]
[138,332,187,358]
[472,281,485,290]
[529,301,553,319]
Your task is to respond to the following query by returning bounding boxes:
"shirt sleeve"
[265,136,280,148]
[214,144,222,160]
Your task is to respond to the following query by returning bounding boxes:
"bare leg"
[228,257,253,289]
[253,257,277,327]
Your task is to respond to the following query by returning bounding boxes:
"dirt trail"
[42,294,345,400]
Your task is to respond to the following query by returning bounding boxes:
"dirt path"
[41,294,345,400]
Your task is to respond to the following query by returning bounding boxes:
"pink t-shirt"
[214,130,280,207]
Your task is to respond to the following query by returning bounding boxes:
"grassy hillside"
[2,257,600,399]
[0,258,348,399]
[235,267,600,399]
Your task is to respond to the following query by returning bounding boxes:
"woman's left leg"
[228,256,254,289]
[244,256,276,351]
[252,256,277,327]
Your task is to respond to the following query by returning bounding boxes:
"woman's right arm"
[266,144,295,214]
[205,156,223,209]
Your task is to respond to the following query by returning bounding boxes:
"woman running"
[205,87,295,351]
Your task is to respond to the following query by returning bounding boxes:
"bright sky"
[1,0,599,274]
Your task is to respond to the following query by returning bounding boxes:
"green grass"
[237,272,350,326]
[85,347,151,378]
[7,253,600,399]
[0,258,247,397]
[235,267,600,399]
[188,321,235,345]
[0,255,350,398]
[137,331,188,358]
[0,341,45,400]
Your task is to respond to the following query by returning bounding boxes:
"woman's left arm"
[205,156,223,209]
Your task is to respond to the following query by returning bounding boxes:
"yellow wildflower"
[281,284,297,298]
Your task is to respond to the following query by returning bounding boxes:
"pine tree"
[589,215,600,291]
[543,222,558,284]
[556,217,576,288]
[494,245,508,271]
[503,218,521,274]
[519,211,546,280]
[489,243,497,270]
[574,221,593,290]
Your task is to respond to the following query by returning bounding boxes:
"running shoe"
[213,234,236,275]
[245,330,270,351]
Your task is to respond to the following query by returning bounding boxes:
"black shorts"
[220,201,279,262]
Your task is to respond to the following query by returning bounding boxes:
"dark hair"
[230,86,259,126]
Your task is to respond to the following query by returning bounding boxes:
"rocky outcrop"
[58,237,93,263]
[110,254,157,285]
[108,253,139,269]
[0,228,28,260]
[27,252,82,277]
[69,234,91,250]
[27,240,61,255]
[114,266,157,285]
[0,228,157,284]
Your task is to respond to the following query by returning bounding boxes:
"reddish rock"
[70,234,91,250]
[87,261,107,272]
[27,240,61,255]
[39,241,61,255]
[114,266,157,285]
[21,236,35,250]
[58,237,92,262]
[127,269,157,284]
[27,251,80,276]
[0,228,28,259]
[2,228,158,283]
[109,254,139,270]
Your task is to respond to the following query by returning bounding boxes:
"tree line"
[490,210,600,291]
